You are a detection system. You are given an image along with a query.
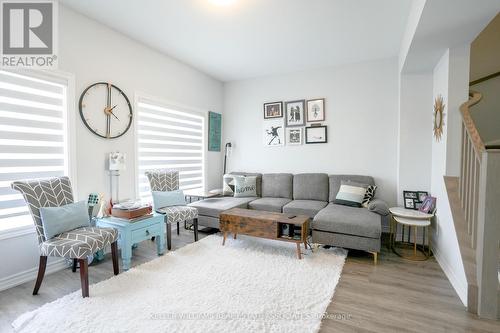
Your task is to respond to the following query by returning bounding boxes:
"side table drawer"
[131,225,162,242]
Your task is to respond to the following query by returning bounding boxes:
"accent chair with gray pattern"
[11,177,119,298]
[145,169,199,249]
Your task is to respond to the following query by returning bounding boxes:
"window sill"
[0,222,35,241]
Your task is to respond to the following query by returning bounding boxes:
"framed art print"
[263,101,283,119]
[306,98,325,122]
[286,128,302,145]
[305,126,327,144]
[208,111,222,152]
[263,118,284,147]
[285,100,305,127]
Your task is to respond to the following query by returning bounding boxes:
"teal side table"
[95,214,165,270]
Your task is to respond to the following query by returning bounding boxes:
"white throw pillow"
[223,174,235,196]
[233,176,257,197]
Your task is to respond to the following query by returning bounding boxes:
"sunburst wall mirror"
[433,95,445,141]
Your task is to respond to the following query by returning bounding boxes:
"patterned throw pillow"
[334,181,369,208]
[233,176,257,197]
[223,174,235,196]
[362,185,377,208]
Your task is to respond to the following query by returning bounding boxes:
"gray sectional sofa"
[188,172,389,261]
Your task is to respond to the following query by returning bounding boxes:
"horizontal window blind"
[136,98,205,202]
[0,70,68,231]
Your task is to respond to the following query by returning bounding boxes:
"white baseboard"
[433,245,468,306]
[0,258,68,292]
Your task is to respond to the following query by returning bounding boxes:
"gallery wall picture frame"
[286,127,303,145]
[285,100,305,127]
[306,98,325,122]
[208,111,222,152]
[305,125,327,144]
[263,118,284,147]
[263,101,283,119]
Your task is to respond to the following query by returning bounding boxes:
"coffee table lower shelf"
[219,208,310,259]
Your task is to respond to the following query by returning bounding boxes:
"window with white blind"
[0,70,70,231]
[136,97,205,202]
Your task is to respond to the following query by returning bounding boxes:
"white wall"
[0,6,224,289]
[470,78,500,144]
[397,73,433,205]
[223,58,399,205]
[430,48,468,305]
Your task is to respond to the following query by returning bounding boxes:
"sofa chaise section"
[248,173,293,212]
[189,196,257,229]
[311,175,387,261]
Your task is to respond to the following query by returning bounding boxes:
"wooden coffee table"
[219,208,310,259]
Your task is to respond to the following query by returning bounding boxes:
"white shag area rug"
[12,234,347,333]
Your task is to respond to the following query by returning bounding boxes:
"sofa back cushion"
[230,172,262,197]
[262,173,293,199]
[293,173,329,201]
[329,175,375,202]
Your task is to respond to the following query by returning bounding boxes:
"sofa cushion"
[188,197,257,218]
[329,175,375,202]
[334,181,369,208]
[312,203,381,239]
[282,200,328,218]
[248,197,292,212]
[230,172,262,197]
[262,173,293,199]
[293,173,329,201]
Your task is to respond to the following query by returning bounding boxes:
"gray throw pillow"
[334,181,369,208]
[233,176,257,197]
[39,201,90,239]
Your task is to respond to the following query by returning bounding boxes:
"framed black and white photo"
[305,126,327,144]
[263,101,283,119]
[403,190,428,210]
[405,198,415,209]
[306,98,325,122]
[286,128,302,145]
[285,100,305,127]
[263,119,284,147]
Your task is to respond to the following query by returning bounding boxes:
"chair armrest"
[368,199,389,216]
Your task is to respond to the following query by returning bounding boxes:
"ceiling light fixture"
[208,0,236,6]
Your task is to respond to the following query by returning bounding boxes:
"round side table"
[389,207,433,261]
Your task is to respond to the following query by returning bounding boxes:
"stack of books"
[110,201,152,223]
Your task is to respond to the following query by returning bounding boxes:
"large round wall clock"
[79,82,133,139]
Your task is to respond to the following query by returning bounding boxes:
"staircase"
[445,91,500,320]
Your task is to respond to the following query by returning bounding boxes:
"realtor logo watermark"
[1,0,58,68]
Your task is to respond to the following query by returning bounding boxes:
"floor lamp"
[223,142,232,174]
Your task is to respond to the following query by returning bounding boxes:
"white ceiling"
[60,0,412,82]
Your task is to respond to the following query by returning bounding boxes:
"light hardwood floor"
[0,229,498,333]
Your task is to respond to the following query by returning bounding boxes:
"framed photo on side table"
[263,102,283,119]
[285,100,305,127]
[305,126,327,144]
[306,98,325,122]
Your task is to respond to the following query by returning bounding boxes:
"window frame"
[0,69,76,239]
[134,92,207,202]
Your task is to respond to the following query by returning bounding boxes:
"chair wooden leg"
[193,218,199,242]
[33,256,47,295]
[72,258,77,272]
[167,223,172,250]
[78,258,89,298]
[177,221,180,235]
[111,241,119,275]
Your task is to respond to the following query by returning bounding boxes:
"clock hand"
[109,110,120,121]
